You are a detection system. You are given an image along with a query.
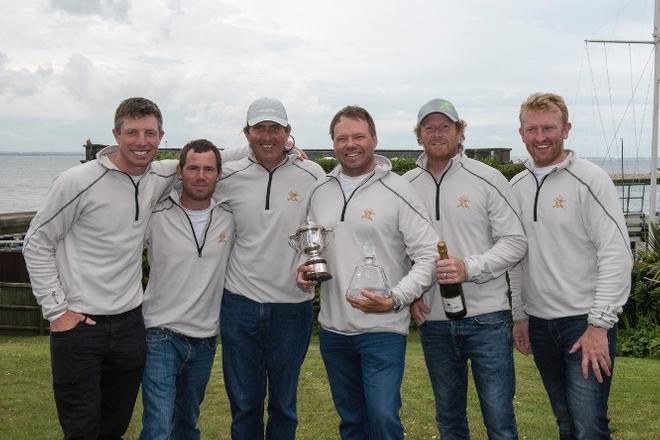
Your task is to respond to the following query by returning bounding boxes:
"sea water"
[1,153,659,214]
[0,153,82,213]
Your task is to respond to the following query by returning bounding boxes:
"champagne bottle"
[437,241,467,319]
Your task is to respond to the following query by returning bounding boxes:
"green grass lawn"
[1,332,658,439]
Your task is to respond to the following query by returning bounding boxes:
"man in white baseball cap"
[246,97,289,127]
[406,97,527,440]
[219,97,325,439]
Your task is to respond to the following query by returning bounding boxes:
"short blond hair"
[519,92,569,125]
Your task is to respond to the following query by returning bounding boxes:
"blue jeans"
[220,291,313,440]
[420,311,518,440]
[139,328,217,440]
[529,315,617,440]
[319,328,406,440]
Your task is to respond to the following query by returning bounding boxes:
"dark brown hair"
[179,139,221,171]
[329,105,377,140]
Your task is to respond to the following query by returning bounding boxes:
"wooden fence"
[0,249,48,335]
[0,282,48,335]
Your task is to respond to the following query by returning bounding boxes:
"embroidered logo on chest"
[287,191,300,202]
[457,195,470,209]
[361,208,375,221]
[217,232,228,244]
[553,195,566,208]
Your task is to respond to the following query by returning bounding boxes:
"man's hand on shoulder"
[287,141,308,160]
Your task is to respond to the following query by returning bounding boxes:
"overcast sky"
[0,0,656,158]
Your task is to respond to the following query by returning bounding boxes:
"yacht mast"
[650,0,660,222]
[586,0,659,224]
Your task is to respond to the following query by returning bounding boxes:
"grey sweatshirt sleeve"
[389,187,439,305]
[22,173,80,321]
[464,173,527,283]
[583,172,633,328]
[509,262,528,322]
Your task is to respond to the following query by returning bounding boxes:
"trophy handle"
[288,233,301,252]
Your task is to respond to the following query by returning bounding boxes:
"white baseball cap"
[246,97,289,127]
[417,98,460,124]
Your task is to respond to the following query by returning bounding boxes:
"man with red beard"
[406,98,526,440]
[510,92,632,440]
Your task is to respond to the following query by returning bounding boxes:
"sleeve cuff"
[464,257,476,282]
[587,316,614,330]
[512,309,529,322]
[587,305,622,330]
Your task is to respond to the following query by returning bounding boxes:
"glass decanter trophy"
[346,242,389,299]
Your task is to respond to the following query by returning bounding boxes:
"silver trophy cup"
[288,220,333,282]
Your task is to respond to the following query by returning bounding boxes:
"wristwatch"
[390,292,405,312]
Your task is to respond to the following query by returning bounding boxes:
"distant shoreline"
[0,151,654,160]
[0,152,80,156]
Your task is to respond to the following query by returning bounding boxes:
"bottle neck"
[437,242,449,260]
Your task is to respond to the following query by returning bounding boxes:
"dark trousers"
[50,306,146,440]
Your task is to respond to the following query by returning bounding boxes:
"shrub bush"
[617,321,660,359]
[316,157,338,173]
[390,157,417,175]
[155,151,179,160]
[619,223,660,358]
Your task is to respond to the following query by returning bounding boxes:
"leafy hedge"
[620,223,660,358]
[155,151,180,161]
[312,155,526,178]
[156,149,526,177]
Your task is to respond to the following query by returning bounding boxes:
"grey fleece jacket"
[308,156,439,335]
[22,146,177,321]
[23,145,248,322]
[219,151,326,303]
[509,151,633,328]
[403,151,527,320]
[143,189,235,338]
